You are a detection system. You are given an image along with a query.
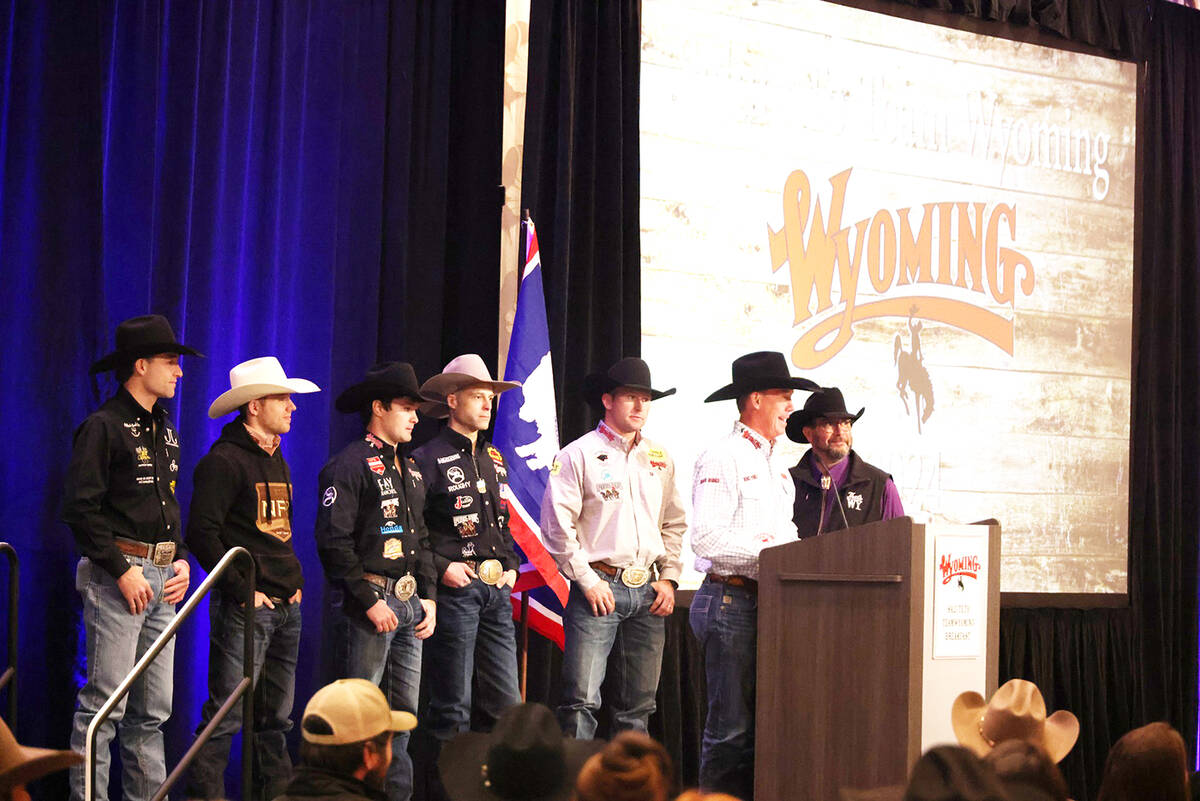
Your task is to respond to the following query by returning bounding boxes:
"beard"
[363,759,389,790]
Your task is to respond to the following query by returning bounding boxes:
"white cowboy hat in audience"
[951,679,1079,763]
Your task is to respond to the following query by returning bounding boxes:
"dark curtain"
[521,0,642,444]
[0,2,502,798]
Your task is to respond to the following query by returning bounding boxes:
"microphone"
[815,459,851,531]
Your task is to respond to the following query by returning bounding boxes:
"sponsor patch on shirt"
[322,486,338,507]
[382,537,405,559]
[169,480,176,495]
[698,477,721,485]
[647,446,665,459]
[454,495,473,510]
[550,460,562,476]
[170,459,178,473]
[447,482,469,492]
[407,459,423,481]
[381,523,404,537]
[377,477,396,496]
[650,460,667,470]
[446,466,466,485]
[453,513,479,537]
[487,446,504,467]
[743,474,759,482]
[136,475,155,485]
[135,446,151,464]
[123,421,143,438]
[163,428,179,448]
[598,482,621,502]
[366,456,386,475]
[437,453,461,464]
[381,497,399,518]
[462,541,477,558]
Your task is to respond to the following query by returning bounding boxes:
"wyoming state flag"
[493,218,569,648]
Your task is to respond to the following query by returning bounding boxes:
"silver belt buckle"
[620,565,650,588]
[394,574,417,601]
[152,542,176,567]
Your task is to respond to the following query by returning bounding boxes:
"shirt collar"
[363,431,396,457]
[442,425,479,454]
[596,419,640,452]
[114,386,165,422]
[733,421,773,454]
[243,423,280,455]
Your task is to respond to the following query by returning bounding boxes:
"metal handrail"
[0,543,19,729]
[85,546,256,801]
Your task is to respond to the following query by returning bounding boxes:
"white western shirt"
[690,421,798,580]
[540,420,687,592]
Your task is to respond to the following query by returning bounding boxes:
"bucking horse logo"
[894,306,935,433]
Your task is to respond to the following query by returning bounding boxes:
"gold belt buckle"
[620,565,650,588]
[394,574,417,601]
[152,542,176,567]
[477,559,504,586]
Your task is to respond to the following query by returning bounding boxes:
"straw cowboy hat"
[89,314,203,375]
[0,715,82,793]
[419,354,520,419]
[951,679,1080,764]
[438,703,603,801]
[334,362,424,414]
[704,351,819,403]
[208,356,321,419]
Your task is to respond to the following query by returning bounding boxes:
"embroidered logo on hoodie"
[255,482,293,542]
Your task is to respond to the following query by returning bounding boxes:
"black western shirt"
[410,427,520,580]
[63,387,186,579]
[315,432,437,613]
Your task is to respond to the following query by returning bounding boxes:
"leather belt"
[707,572,758,592]
[589,561,652,588]
[115,537,176,567]
[364,572,417,601]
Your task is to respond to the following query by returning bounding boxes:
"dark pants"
[689,578,757,801]
[186,594,301,801]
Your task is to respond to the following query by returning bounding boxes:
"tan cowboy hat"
[0,716,82,792]
[208,356,321,419]
[419,354,520,419]
[951,679,1080,763]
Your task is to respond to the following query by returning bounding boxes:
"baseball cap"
[301,679,417,745]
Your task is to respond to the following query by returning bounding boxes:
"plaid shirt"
[690,421,798,580]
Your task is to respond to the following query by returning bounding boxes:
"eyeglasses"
[811,418,853,432]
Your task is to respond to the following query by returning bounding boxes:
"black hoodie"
[187,418,304,599]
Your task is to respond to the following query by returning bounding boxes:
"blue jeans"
[689,578,757,801]
[425,580,521,741]
[335,588,425,801]
[70,557,177,801]
[557,575,665,739]
[186,593,301,801]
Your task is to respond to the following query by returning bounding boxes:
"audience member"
[273,678,417,801]
[952,680,1079,763]
[0,715,82,801]
[573,731,675,801]
[982,740,1067,801]
[1096,721,1189,801]
[438,703,603,801]
[902,746,1009,801]
[674,792,743,801]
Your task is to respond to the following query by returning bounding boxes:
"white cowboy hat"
[419,354,520,419]
[208,356,321,419]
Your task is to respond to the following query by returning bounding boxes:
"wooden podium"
[755,517,1000,801]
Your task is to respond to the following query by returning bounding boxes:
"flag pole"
[519,591,530,700]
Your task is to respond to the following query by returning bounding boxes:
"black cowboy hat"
[704,350,820,403]
[786,386,864,443]
[89,314,203,375]
[583,357,676,403]
[438,703,604,801]
[335,361,424,413]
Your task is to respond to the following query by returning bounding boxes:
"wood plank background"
[638,0,1136,593]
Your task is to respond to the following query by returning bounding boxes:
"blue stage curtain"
[0,1,503,797]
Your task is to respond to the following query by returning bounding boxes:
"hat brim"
[208,379,321,419]
[438,732,604,801]
[335,381,424,414]
[704,376,820,403]
[786,407,865,444]
[0,745,83,792]
[583,373,676,404]
[89,343,204,375]
[950,692,1080,764]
